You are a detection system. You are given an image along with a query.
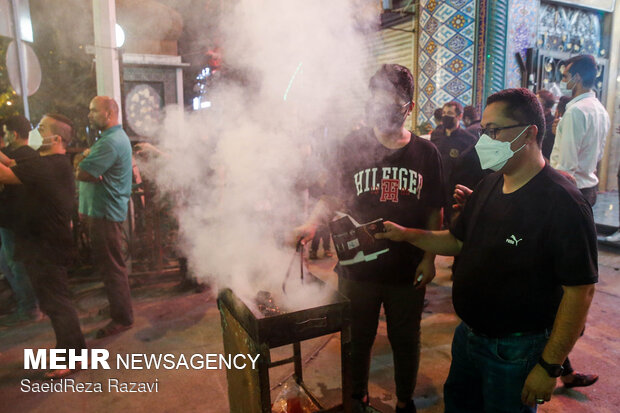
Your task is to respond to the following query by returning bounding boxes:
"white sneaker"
[605,231,620,242]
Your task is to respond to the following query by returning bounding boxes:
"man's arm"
[376,221,463,256]
[294,195,342,244]
[414,207,443,288]
[75,167,100,182]
[551,110,585,175]
[521,284,595,406]
[0,151,15,167]
[0,163,22,185]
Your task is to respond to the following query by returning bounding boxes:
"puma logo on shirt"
[505,235,522,246]
[353,167,423,202]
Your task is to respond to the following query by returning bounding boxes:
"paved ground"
[0,242,618,413]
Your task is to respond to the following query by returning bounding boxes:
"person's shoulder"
[538,166,589,206]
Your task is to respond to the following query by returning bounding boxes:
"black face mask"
[442,115,457,130]
[365,101,410,133]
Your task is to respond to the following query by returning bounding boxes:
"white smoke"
[142,0,379,307]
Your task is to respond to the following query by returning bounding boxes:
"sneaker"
[395,399,417,413]
[96,321,133,339]
[605,231,620,242]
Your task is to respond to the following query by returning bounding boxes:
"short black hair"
[5,115,32,139]
[537,90,556,110]
[463,105,479,121]
[444,101,463,116]
[433,108,443,123]
[369,64,414,103]
[556,96,572,117]
[486,88,545,145]
[565,54,598,88]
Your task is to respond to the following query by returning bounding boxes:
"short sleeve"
[12,157,44,186]
[79,139,117,178]
[548,196,598,285]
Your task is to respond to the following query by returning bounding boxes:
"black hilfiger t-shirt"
[450,165,598,336]
[332,128,444,284]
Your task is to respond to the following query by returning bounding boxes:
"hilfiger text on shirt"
[353,167,423,202]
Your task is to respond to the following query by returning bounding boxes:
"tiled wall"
[505,0,540,88]
[417,0,477,124]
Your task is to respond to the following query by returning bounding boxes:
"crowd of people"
[0,53,612,412]
[0,96,134,378]
[296,53,607,413]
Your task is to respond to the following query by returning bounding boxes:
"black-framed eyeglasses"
[479,124,530,140]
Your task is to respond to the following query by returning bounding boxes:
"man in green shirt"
[76,96,134,338]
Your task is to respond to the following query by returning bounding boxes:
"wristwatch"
[538,357,564,377]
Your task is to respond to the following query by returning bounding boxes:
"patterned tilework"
[417,0,477,124]
[505,0,540,88]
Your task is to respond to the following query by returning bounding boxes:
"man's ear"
[528,125,539,144]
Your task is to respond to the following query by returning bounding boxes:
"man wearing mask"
[0,115,41,325]
[430,101,477,222]
[550,54,610,206]
[377,88,597,412]
[295,64,444,413]
[76,96,134,338]
[0,113,87,377]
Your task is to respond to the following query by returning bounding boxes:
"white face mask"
[475,126,529,171]
[28,128,43,150]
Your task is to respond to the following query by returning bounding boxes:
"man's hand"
[452,184,473,212]
[375,221,409,242]
[414,256,435,289]
[292,223,318,246]
[521,364,557,407]
[73,149,90,169]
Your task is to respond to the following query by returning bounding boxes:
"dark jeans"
[87,217,133,325]
[24,256,86,350]
[310,225,331,252]
[0,227,38,313]
[579,186,597,207]
[339,276,425,403]
[444,323,549,413]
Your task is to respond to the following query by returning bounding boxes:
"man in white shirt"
[550,54,610,206]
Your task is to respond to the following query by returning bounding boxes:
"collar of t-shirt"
[101,124,122,139]
[566,91,596,110]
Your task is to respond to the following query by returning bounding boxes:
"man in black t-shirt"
[377,88,597,412]
[0,115,41,326]
[430,101,477,223]
[0,113,86,379]
[296,64,444,413]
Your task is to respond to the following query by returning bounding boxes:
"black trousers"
[580,186,597,207]
[87,217,134,325]
[339,276,425,403]
[24,257,86,350]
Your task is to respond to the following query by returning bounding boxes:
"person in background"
[430,101,477,224]
[536,90,557,159]
[550,54,610,207]
[76,96,134,338]
[0,115,42,326]
[463,105,482,137]
[296,64,444,413]
[378,88,597,412]
[0,113,86,378]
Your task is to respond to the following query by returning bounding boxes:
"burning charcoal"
[255,290,282,316]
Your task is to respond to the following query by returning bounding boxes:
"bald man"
[77,96,134,338]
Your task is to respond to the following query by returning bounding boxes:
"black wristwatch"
[538,357,564,377]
